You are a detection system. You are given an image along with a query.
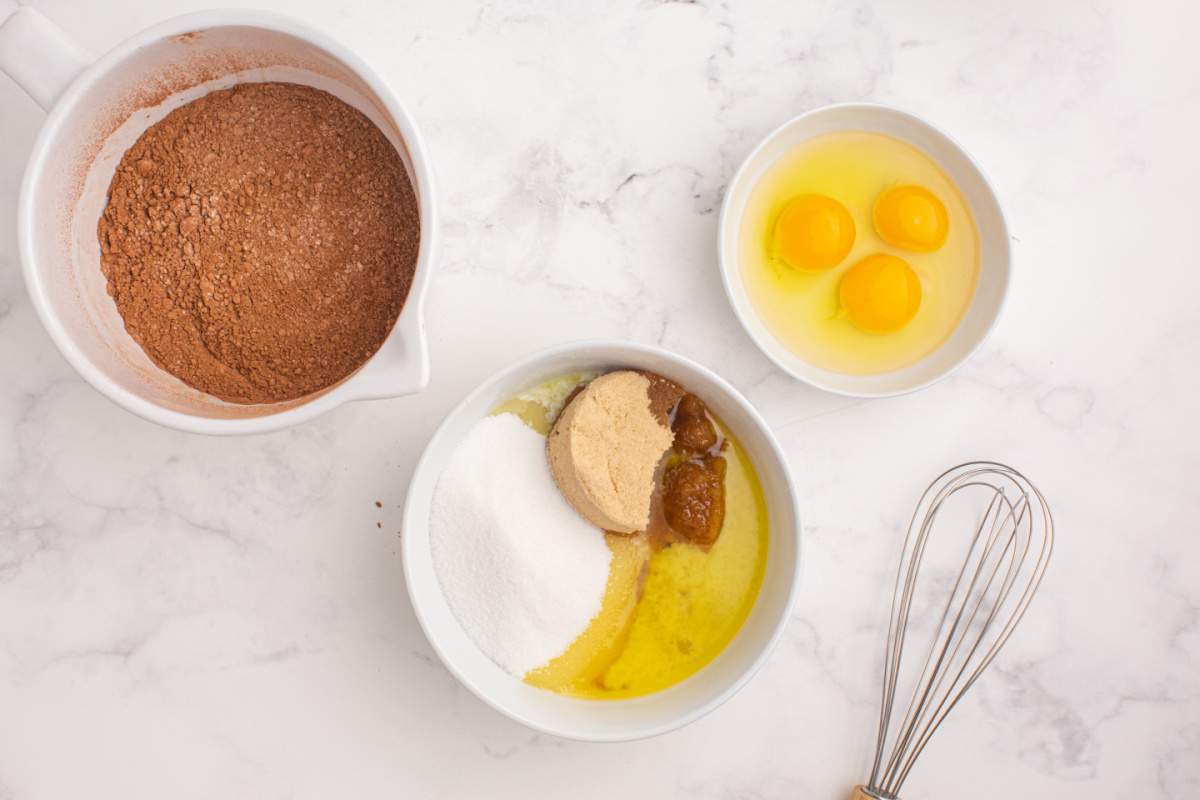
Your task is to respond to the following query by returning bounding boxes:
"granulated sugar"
[430,413,611,677]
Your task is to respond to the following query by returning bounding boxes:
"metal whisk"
[853,462,1054,800]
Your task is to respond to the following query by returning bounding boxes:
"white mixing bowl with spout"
[0,8,436,433]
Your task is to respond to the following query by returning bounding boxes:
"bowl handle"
[0,7,88,111]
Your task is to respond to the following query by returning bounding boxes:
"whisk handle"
[850,786,893,800]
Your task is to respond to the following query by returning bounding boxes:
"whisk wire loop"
[865,462,1053,799]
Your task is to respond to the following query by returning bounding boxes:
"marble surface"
[1,0,1197,797]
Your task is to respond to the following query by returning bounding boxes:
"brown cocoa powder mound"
[97,81,419,404]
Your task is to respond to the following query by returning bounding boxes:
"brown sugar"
[97,82,420,404]
[662,392,727,547]
[546,371,732,547]
[641,371,685,426]
[662,455,727,548]
[547,371,676,534]
[670,393,718,455]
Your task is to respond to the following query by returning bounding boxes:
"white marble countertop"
[1,0,1197,797]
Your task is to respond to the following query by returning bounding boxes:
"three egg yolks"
[770,187,947,333]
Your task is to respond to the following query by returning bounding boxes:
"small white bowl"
[718,103,1011,397]
[401,341,802,742]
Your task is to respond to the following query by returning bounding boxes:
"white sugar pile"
[430,413,611,677]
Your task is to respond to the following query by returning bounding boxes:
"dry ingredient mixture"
[98,82,420,403]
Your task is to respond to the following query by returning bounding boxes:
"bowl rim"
[17,8,437,435]
[716,101,1012,399]
[400,339,803,741]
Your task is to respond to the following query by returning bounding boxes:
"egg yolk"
[873,185,948,251]
[839,254,922,333]
[772,194,855,271]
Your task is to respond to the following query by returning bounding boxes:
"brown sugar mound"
[662,392,727,547]
[547,371,676,533]
[97,82,420,404]
[662,455,726,548]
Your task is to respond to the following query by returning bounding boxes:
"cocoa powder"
[98,82,419,404]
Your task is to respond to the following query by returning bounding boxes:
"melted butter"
[492,372,597,435]
[525,532,651,692]
[586,428,767,698]
[491,374,769,700]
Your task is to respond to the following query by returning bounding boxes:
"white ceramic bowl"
[0,8,436,434]
[718,103,1010,397]
[402,341,802,741]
